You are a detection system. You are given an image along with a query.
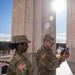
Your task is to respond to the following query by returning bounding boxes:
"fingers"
[61,52,70,60]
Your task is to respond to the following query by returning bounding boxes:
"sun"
[52,0,67,14]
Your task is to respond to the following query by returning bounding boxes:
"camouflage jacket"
[7,52,33,75]
[36,46,64,75]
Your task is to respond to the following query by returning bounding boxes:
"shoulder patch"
[18,63,27,70]
[41,53,46,59]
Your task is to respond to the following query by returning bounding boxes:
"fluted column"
[67,0,75,62]
[11,0,56,54]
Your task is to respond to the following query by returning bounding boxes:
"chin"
[49,46,52,48]
[23,50,26,53]
[24,51,27,53]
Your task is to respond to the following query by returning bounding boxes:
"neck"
[17,49,23,54]
[43,44,49,49]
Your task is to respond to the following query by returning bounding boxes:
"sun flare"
[52,0,67,14]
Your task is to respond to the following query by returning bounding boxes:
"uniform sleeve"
[57,57,65,66]
[36,51,64,70]
[45,58,64,70]
[15,55,33,75]
[36,51,51,69]
[7,57,17,75]
[38,55,57,70]
[24,56,34,75]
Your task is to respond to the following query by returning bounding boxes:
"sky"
[0,0,67,43]
[56,10,67,33]
[0,0,13,34]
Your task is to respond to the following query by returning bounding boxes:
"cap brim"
[27,41,31,43]
[48,41,55,44]
[51,42,55,44]
[25,40,31,43]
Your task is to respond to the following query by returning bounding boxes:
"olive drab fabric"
[36,46,64,75]
[7,52,33,75]
[12,35,31,43]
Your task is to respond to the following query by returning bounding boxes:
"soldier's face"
[22,43,29,52]
[45,41,54,48]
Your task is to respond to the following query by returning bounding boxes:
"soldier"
[36,34,69,75]
[7,35,33,75]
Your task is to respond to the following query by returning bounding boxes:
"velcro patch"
[18,63,27,70]
[41,53,46,59]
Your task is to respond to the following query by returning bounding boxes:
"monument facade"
[11,0,56,54]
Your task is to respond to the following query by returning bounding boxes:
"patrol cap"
[12,35,31,43]
[44,34,55,44]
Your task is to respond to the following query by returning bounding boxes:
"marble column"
[67,0,75,62]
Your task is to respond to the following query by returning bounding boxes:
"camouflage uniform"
[7,35,33,75]
[7,52,33,75]
[36,34,64,75]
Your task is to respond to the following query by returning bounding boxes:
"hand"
[60,52,70,61]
